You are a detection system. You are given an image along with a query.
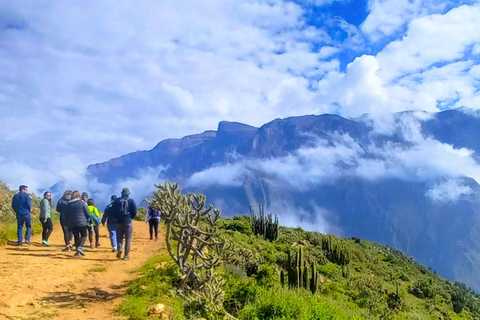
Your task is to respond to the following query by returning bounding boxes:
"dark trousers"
[60,219,73,246]
[87,225,100,245]
[148,219,159,239]
[116,223,133,256]
[41,218,53,242]
[71,226,87,249]
[16,214,32,244]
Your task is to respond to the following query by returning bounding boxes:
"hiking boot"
[116,250,122,259]
[124,255,130,261]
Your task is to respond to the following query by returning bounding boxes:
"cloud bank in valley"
[187,111,480,206]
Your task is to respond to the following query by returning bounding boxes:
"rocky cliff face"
[86,108,480,291]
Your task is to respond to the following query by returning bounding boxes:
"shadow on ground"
[41,287,123,309]
[7,252,117,261]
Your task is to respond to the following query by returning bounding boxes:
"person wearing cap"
[112,187,137,261]
[101,195,118,252]
[11,185,32,246]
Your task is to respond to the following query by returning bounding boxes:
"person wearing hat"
[11,185,32,246]
[112,187,137,260]
[101,195,118,252]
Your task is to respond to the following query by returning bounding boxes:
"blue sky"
[0,0,480,196]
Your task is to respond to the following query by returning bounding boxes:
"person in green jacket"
[39,191,53,246]
[87,198,102,248]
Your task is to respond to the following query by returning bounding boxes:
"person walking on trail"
[112,188,137,261]
[66,190,91,256]
[87,198,102,248]
[11,185,32,246]
[57,190,73,251]
[102,195,118,252]
[39,191,54,246]
[145,204,161,241]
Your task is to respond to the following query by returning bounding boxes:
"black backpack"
[115,198,130,220]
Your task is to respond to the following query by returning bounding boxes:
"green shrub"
[239,286,363,320]
[256,265,277,288]
[222,219,253,235]
[347,274,387,316]
[224,277,258,315]
[134,207,146,221]
[317,262,342,280]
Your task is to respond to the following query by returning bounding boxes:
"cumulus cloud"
[361,0,448,41]
[376,4,480,82]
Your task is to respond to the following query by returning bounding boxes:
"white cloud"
[361,0,447,41]
[425,179,472,203]
[376,4,480,82]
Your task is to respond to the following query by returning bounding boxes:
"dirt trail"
[0,220,165,320]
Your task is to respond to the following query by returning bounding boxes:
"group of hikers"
[11,185,162,261]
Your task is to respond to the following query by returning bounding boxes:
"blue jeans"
[17,214,32,244]
[107,224,117,249]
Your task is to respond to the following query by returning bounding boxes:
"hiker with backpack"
[145,204,161,241]
[39,191,54,246]
[112,188,137,261]
[87,198,102,248]
[102,195,118,252]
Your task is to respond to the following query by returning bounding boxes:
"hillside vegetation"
[118,182,480,320]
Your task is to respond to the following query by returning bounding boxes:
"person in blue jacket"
[102,195,118,252]
[11,185,32,246]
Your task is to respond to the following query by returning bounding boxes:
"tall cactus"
[322,235,351,266]
[250,204,279,241]
[148,182,226,291]
[285,247,319,294]
[310,262,318,294]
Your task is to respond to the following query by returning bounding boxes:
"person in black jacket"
[112,188,137,261]
[66,190,91,256]
[56,190,73,251]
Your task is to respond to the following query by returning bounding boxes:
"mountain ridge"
[84,108,480,292]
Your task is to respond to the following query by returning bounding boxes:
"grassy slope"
[119,215,480,320]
